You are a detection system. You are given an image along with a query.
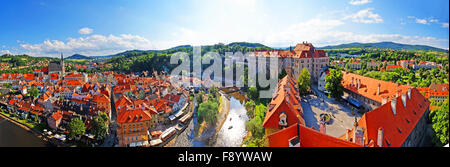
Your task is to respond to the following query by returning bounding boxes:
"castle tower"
[61,53,65,79]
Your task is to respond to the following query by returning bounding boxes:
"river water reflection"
[187,91,249,147]
[0,116,47,147]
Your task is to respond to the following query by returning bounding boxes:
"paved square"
[301,86,362,138]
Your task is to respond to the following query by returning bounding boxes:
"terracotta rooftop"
[339,88,430,147]
[262,75,305,129]
[342,72,412,103]
[268,123,361,147]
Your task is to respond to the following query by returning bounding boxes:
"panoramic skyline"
[0,0,449,57]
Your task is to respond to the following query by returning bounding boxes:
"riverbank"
[0,111,51,147]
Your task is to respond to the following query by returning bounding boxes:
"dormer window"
[279,112,288,128]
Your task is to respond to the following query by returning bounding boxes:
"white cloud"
[344,8,383,23]
[407,16,446,27]
[261,18,448,49]
[415,18,429,25]
[349,0,372,5]
[20,34,154,57]
[78,27,93,35]
[0,50,11,55]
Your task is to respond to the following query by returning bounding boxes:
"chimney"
[377,83,381,96]
[357,79,361,89]
[377,128,383,147]
[391,97,397,116]
[354,127,364,145]
[320,122,326,134]
[407,88,411,99]
[352,77,355,87]
[401,93,407,108]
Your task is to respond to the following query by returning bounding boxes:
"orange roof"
[341,88,430,147]
[386,65,403,71]
[23,73,35,80]
[115,94,132,109]
[342,72,412,103]
[117,109,152,124]
[263,76,305,129]
[92,94,110,103]
[51,111,63,121]
[65,80,83,86]
[50,73,59,80]
[254,43,327,59]
[65,73,83,78]
[268,123,361,147]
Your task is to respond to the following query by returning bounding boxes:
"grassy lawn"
[0,109,39,129]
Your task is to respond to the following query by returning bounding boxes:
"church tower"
[61,53,65,79]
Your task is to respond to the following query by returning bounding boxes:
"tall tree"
[297,68,311,95]
[248,87,259,101]
[68,117,86,139]
[28,87,39,99]
[91,113,109,140]
[431,98,449,146]
[324,69,344,100]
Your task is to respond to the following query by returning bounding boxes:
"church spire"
[61,52,65,79]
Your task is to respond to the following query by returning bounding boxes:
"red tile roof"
[340,88,430,147]
[262,76,305,129]
[268,123,361,147]
[51,111,63,121]
[117,109,152,124]
[342,72,412,103]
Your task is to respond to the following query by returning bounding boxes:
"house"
[116,109,152,147]
[386,65,403,72]
[339,88,430,147]
[252,42,329,83]
[367,60,379,70]
[417,83,449,103]
[262,75,305,136]
[47,111,63,130]
[341,72,413,111]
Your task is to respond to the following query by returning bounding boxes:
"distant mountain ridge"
[90,42,269,59]
[318,42,448,52]
[70,41,447,59]
[65,54,93,59]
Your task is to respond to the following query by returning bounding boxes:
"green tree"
[297,68,311,95]
[245,100,256,118]
[431,98,449,146]
[68,117,86,139]
[324,69,344,100]
[196,91,205,104]
[91,113,109,140]
[28,87,39,99]
[197,100,219,125]
[248,87,259,102]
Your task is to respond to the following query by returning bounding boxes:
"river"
[213,97,249,147]
[172,91,249,147]
[0,116,48,147]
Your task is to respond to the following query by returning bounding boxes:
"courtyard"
[301,85,362,138]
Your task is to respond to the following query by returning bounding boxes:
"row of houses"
[113,72,188,147]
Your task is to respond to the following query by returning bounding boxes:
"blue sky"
[0,0,448,57]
